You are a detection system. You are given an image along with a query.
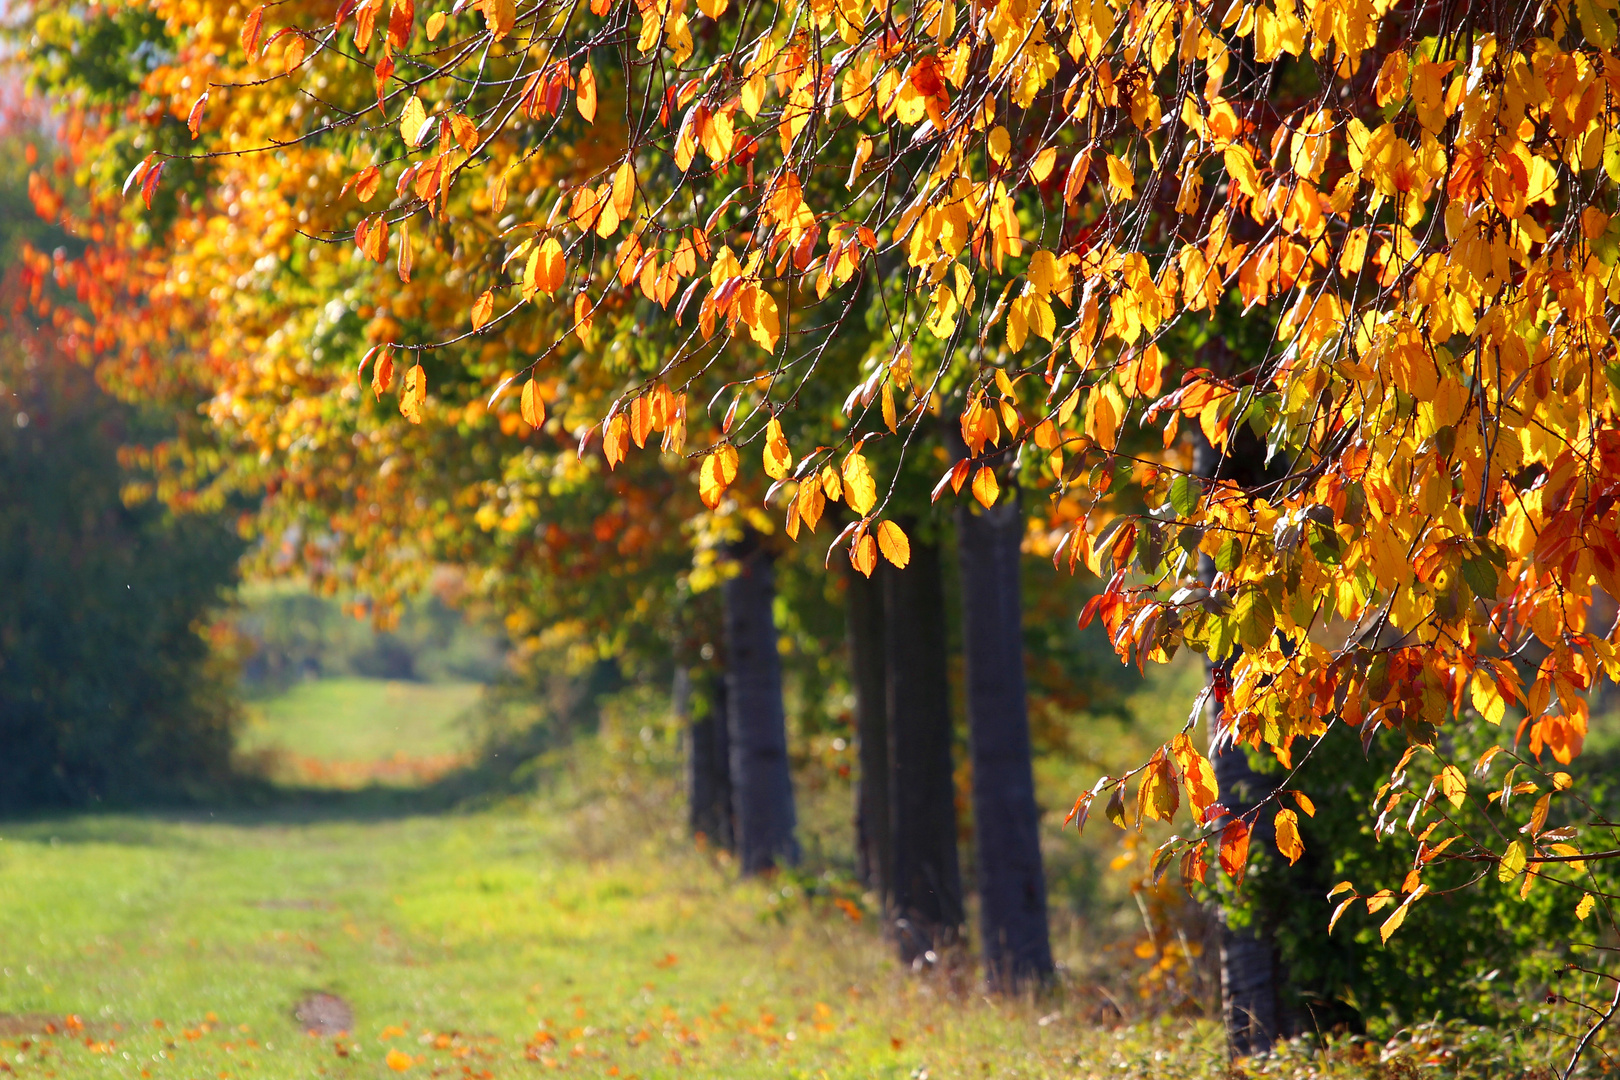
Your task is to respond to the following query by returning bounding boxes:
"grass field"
[237,679,483,787]
[0,675,1554,1079]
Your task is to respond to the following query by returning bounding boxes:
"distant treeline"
[233,586,506,693]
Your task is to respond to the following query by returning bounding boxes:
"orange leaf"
[577,63,597,124]
[521,378,545,428]
[534,238,566,296]
[850,532,877,577]
[971,465,999,508]
[385,1048,413,1071]
[399,363,426,424]
[1219,818,1251,882]
[1171,733,1218,818]
[187,92,208,139]
[396,217,413,282]
[241,5,265,55]
[371,347,394,400]
[471,289,495,331]
[574,291,594,340]
[699,445,739,508]
[876,520,910,568]
[353,165,382,202]
[425,10,445,38]
[603,413,629,468]
[282,33,307,74]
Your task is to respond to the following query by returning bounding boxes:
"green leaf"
[1234,587,1275,650]
[1308,523,1342,563]
[1215,537,1244,573]
[1208,613,1237,661]
[1169,475,1200,518]
[1461,554,1498,599]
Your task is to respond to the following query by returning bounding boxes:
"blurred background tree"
[0,91,246,811]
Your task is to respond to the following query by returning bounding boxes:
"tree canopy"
[20,0,1620,1063]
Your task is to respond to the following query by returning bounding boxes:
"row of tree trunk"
[684,493,1053,989]
[684,479,1298,1050]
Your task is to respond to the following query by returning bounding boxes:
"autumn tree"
[22,0,1620,1063]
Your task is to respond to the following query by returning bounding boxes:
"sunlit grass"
[0,670,1556,1078]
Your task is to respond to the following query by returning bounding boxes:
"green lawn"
[0,676,1545,1078]
[237,679,483,787]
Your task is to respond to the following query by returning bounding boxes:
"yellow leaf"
[1438,765,1467,809]
[399,95,430,147]
[490,168,509,216]
[1292,790,1316,817]
[820,463,842,503]
[971,465,999,508]
[520,378,545,428]
[425,10,445,38]
[876,520,910,568]
[470,289,495,330]
[697,0,728,17]
[611,161,635,218]
[1104,154,1134,201]
[699,445,739,507]
[603,413,629,467]
[747,291,781,352]
[483,0,514,38]
[1029,146,1057,183]
[762,417,792,480]
[988,125,1011,164]
[1136,751,1179,822]
[1578,893,1596,921]
[1275,809,1303,865]
[576,63,597,123]
[1470,668,1505,724]
[400,363,426,424]
[842,452,877,515]
[1380,884,1427,943]
[1223,145,1260,198]
[1497,840,1526,883]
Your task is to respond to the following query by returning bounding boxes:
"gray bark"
[884,536,964,964]
[722,541,799,873]
[956,493,1053,990]
[686,667,734,850]
[847,557,892,903]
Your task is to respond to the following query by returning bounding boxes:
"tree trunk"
[1194,425,1290,1056]
[1209,689,1287,1057]
[722,539,800,873]
[884,535,964,964]
[685,667,734,850]
[847,556,892,904]
[956,493,1054,990]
